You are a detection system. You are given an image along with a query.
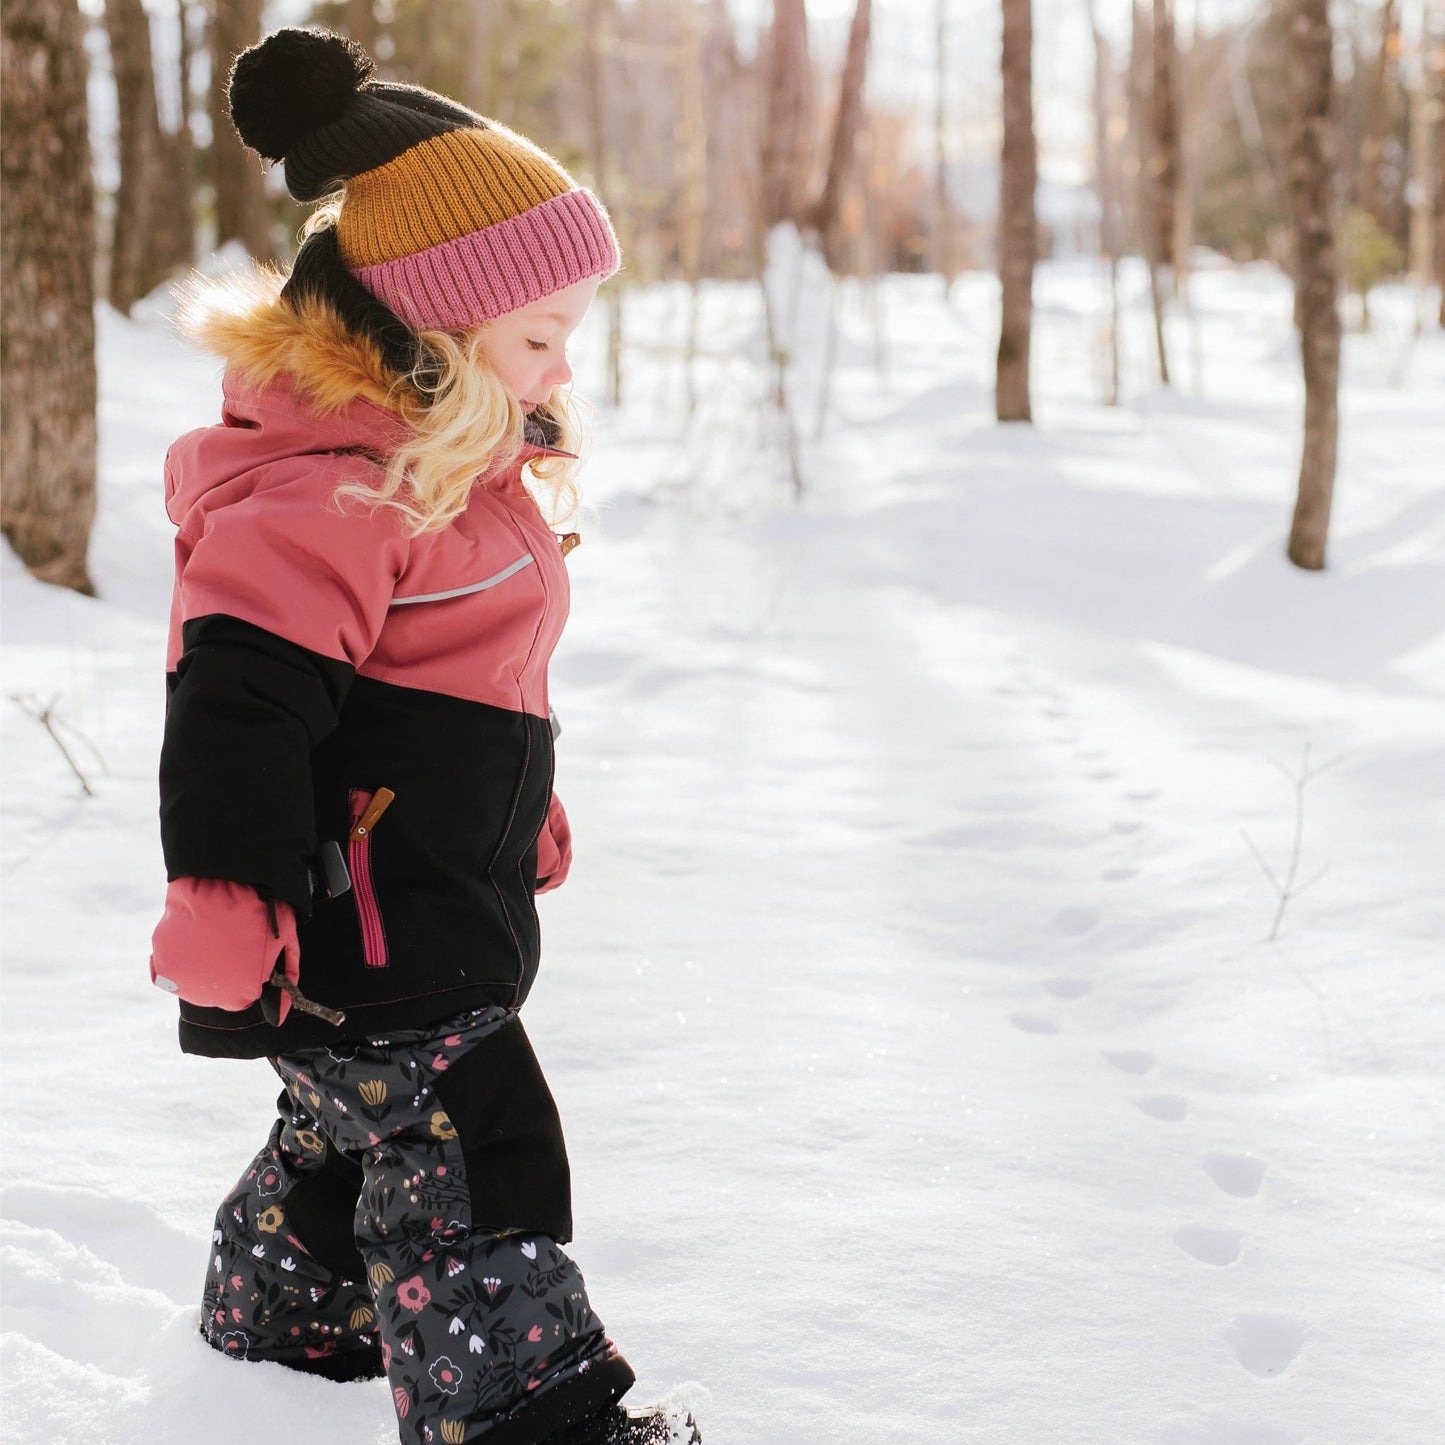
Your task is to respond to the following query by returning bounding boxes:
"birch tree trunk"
[208,0,269,257]
[812,0,873,272]
[996,0,1036,423]
[0,0,98,594]
[1285,0,1342,572]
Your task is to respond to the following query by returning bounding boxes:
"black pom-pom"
[228,28,374,162]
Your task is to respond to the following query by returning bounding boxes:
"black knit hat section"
[282,84,487,202]
[281,225,439,386]
[227,28,488,202]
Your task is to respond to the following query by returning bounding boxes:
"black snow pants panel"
[201,1006,635,1443]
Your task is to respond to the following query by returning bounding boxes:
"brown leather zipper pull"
[559,532,581,558]
[349,787,396,841]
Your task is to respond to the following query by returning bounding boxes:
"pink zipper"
[348,788,390,969]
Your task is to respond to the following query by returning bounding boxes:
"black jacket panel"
[161,614,355,916]
[175,673,555,1058]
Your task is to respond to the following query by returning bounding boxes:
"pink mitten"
[535,793,573,893]
[150,878,300,1023]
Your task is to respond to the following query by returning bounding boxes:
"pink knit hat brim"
[352,189,620,332]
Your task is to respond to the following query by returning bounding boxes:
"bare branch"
[9,692,99,796]
[1241,827,1285,895]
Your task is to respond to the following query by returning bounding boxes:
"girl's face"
[477,276,601,412]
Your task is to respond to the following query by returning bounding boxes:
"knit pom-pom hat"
[227,27,621,334]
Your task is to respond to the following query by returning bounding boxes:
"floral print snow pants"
[201,1005,632,1443]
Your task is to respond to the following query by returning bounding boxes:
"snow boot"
[546,1402,702,1445]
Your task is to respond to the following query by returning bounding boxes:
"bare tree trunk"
[996,0,1036,423]
[1131,0,1170,383]
[464,0,494,109]
[1285,0,1342,572]
[933,0,954,296]
[1227,27,1280,220]
[812,0,872,272]
[1436,52,1445,329]
[1358,0,1398,226]
[346,0,378,56]
[582,0,622,404]
[1,0,98,594]
[1405,37,1435,298]
[105,0,168,311]
[1151,0,1180,287]
[208,0,269,257]
[1087,0,1121,405]
[760,0,812,229]
[679,0,706,414]
[159,0,200,275]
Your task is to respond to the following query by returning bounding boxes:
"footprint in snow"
[1086,768,1118,782]
[1040,706,1071,720]
[1172,1225,1242,1267]
[1136,1094,1189,1122]
[1225,1313,1309,1377]
[1110,819,1143,836]
[1104,1048,1156,1075]
[1043,976,1093,1000]
[1202,1152,1266,1198]
[1010,1013,1059,1035]
[1125,788,1160,802]
[1101,867,1137,883]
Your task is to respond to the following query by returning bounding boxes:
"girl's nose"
[545,355,572,388]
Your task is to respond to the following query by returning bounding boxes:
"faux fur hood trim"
[174,265,416,416]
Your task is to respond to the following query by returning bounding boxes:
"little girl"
[148,28,698,1445]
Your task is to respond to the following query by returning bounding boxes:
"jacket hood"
[165,264,573,527]
[166,267,412,524]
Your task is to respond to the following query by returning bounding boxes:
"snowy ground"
[3,258,1443,1444]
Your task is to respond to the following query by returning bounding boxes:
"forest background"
[3,0,1444,592]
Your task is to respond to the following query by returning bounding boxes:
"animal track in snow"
[1136,1094,1189,1122]
[1043,976,1093,1000]
[1104,1049,1155,1075]
[1053,905,1101,935]
[1010,1012,1059,1035]
[1172,1225,1242,1266]
[1225,1313,1309,1377]
[1202,1152,1266,1198]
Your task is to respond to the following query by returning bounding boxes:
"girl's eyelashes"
[526,339,549,352]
